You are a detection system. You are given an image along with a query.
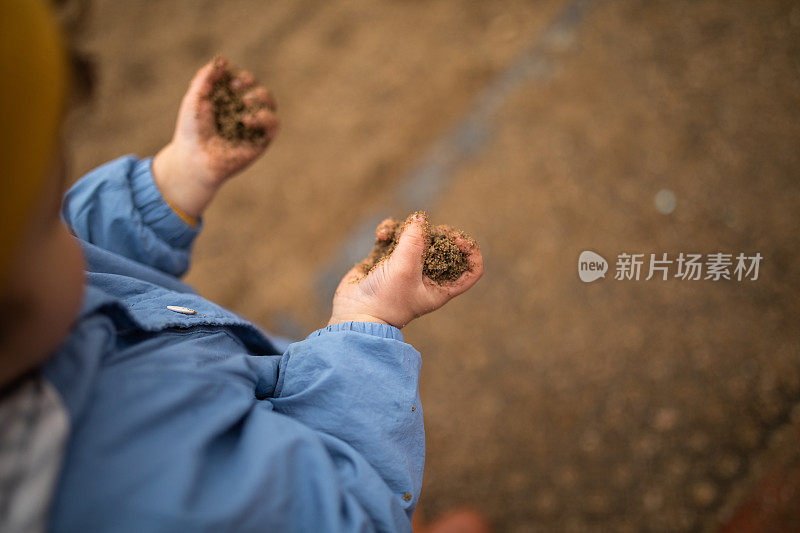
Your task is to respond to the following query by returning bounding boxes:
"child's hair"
[0,0,69,282]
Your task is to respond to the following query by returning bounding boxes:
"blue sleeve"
[50,322,424,533]
[62,155,199,277]
[271,322,425,525]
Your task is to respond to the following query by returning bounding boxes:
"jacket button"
[167,305,197,315]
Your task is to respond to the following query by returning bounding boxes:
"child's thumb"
[190,56,227,101]
[393,212,429,272]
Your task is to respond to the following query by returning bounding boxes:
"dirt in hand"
[359,213,475,284]
[424,230,472,282]
[211,67,267,144]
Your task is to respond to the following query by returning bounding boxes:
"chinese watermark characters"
[612,252,762,281]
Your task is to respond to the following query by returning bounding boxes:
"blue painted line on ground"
[315,0,597,302]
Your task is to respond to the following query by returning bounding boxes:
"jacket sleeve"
[49,322,424,533]
[61,155,199,277]
[269,321,425,527]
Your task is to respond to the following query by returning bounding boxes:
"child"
[0,1,483,532]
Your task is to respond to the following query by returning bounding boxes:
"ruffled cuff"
[308,321,404,342]
[129,157,201,250]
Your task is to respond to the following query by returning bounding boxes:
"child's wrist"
[327,313,390,327]
[153,142,220,219]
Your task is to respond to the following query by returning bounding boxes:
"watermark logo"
[578,250,608,282]
[578,251,762,282]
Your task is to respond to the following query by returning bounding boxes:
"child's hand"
[153,56,279,219]
[328,213,484,329]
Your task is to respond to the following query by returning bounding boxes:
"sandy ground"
[64,0,800,530]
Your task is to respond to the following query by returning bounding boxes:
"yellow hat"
[0,0,68,282]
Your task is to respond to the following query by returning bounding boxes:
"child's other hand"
[153,56,279,219]
[328,213,484,329]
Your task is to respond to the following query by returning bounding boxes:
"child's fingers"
[374,218,398,242]
[264,89,278,112]
[392,212,428,273]
[242,87,277,111]
[440,227,479,256]
[448,234,484,293]
[242,110,280,141]
[231,70,256,92]
[242,87,278,112]
[433,223,456,237]
[241,109,269,128]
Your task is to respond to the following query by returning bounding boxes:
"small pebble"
[691,481,716,507]
[653,407,678,431]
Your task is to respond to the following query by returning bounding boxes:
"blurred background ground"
[62,0,800,530]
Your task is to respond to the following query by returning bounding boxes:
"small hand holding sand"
[153,56,280,219]
[329,212,484,328]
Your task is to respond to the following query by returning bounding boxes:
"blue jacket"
[45,156,424,532]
